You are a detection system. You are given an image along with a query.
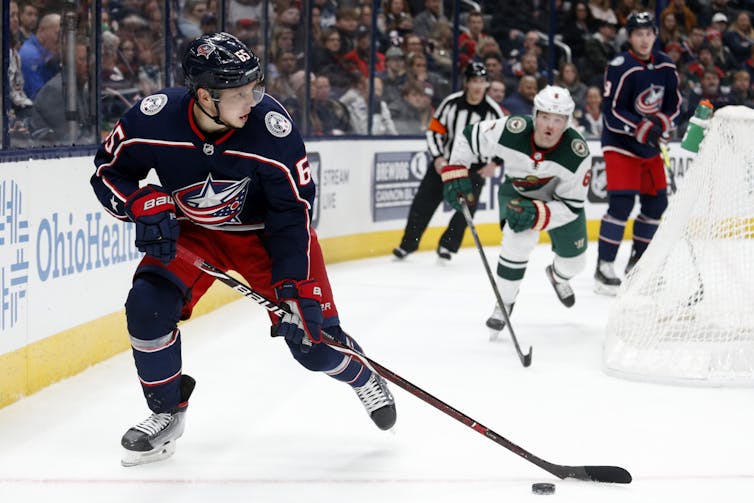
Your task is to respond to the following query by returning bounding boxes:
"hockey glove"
[635,116,665,147]
[125,185,180,264]
[441,165,475,211]
[274,279,323,353]
[504,198,551,233]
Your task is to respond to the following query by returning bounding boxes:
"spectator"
[391,80,432,134]
[385,0,412,34]
[344,25,386,78]
[19,13,61,100]
[200,12,218,34]
[683,68,731,129]
[687,43,726,83]
[406,51,448,106]
[270,26,297,64]
[312,27,355,93]
[227,0,266,27]
[723,11,754,68]
[562,0,596,61]
[116,35,140,86]
[426,22,453,78]
[267,51,302,102]
[177,0,208,40]
[614,0,639,27]
[232,17,262,48]
[489,0,548,48]
[658,12,683,49]
[380,46,409,115]
[458,11,494,69]
[660,0,697,36]
[581,20,619,86]
[573,85,603,139]
[334,7,360,54]
[314,0,337,29]
[275,4,305,55]
[556,62,588,107]
[310,74,352,135]
[588,0,618,25]
[483,53,505,82]
[17,1,39,45]
[510,50,547,89]
[412,0,447,39]
[487,78,508,112]
[8,0,33,118]
[681,26,706,64]
[29,39,93,145]
[710,11,729,34]
[502,74,538,115]
[664,41,684,67]
[729,69,754,107]
[707,28,737,73]
[339,75,398,135]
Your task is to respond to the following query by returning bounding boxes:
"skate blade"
[593,282,619,297]
[121,440,177,467]
[489,328,501,342]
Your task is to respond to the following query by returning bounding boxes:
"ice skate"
[392,247,410,260]
[353,372,396,430]
[436,245,452,261]
[486,303,513,341]
[624,251,640,276]
[545,264,575,307]
[121,374,195,467]
[594,260,622,296]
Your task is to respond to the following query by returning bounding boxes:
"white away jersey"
[449,115,592,229]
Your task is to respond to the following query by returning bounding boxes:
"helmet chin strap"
[196,90,233,129]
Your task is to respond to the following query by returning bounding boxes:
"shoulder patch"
[609,55,625,66]
[140,93,168,116]
[506,116,527,133]
[265,111,292,138]
[571,138,588,158]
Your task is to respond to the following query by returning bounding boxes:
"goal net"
[603,106,754,386]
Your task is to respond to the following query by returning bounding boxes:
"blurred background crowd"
[3,0,754,150]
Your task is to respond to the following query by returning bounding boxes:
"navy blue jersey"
[601,50,681,159]
[91,87,315,283]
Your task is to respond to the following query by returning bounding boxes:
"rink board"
[0,139,691,407]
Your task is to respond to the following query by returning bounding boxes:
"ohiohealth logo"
[0,180,29,330]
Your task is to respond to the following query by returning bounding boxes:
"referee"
[394,62,505,261]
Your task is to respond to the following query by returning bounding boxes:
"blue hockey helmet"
[626,11,656,35]
[182,32,264,96]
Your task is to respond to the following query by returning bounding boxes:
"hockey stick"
[175,244,631,484]
[458,199,533,367]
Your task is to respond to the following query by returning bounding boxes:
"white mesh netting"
[603,106,754,386]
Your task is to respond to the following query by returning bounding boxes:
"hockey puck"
[532,482,555,495]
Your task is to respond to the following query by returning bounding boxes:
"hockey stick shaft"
[175,244,630,483]
[458,199,532,367]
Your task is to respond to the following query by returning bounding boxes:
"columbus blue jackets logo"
[173,174,250,226]
[635,85,665,116]
[196,44,216,59]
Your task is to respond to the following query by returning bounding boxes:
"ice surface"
[1,244,753,502]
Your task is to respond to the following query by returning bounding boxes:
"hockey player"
[90,33,396,466]
[393,62,504,261]
[595,11,681,295]
[441,85,591,332]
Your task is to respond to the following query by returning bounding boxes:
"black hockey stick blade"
[175,245,630,483]
[548,464,632,483]
[458,198,532,367]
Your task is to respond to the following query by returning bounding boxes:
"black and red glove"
[635,113,671,147]
[125,185,180,264]
[274,279,323,353]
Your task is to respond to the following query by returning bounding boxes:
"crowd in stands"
[7,0,754,147]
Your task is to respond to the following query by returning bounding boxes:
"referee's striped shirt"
[426,91,505,162]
